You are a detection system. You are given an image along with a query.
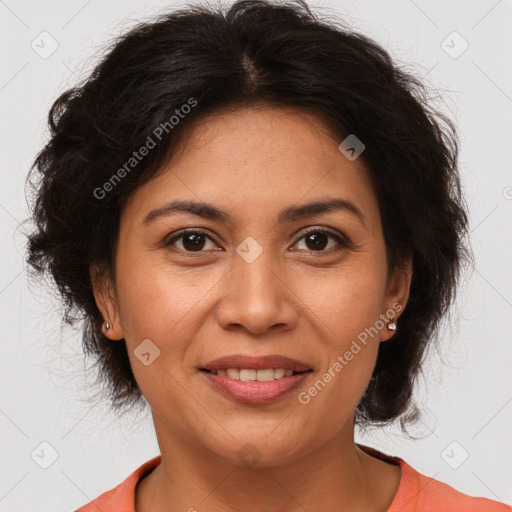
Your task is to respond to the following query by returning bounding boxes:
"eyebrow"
[143,198,367,228]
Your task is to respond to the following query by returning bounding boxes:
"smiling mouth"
[200,367,313,405]
[200,368,311,381]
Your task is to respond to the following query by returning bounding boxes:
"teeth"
[256,369,274,382]
[240,369,257,381]
[211,368,301,381]
[274,368,285,379]
[226,368,240,379]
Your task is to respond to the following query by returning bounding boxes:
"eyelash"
[164,227,352,254]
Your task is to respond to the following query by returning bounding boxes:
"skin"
[92,105,412,512]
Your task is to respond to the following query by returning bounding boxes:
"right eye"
[164,229,220,253]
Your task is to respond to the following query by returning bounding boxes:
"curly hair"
[25,0,471,429]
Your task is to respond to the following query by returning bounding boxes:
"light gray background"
[1,0,511,510]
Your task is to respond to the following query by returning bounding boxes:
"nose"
[215,245,298,335]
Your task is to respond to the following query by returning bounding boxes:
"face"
[94,106,411,466]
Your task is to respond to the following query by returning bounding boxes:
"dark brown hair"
[25,0,471,430]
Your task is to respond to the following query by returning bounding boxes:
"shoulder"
[390,458,512,512]
[73,455,162,512]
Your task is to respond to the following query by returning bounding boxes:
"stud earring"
[103,322,112,331]
[387,321,397,331]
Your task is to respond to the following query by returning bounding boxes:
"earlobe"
[90,264,124,340]
[380,256,413,342]
[101,321,112,334]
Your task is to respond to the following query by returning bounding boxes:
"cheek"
[302,259,386,348]
[294,262,385,415]
[297,312,380,438]
[114,244,223,341]
[113,250,229,405]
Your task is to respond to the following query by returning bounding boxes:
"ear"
[90,264,124,340]
[379,255,413,342]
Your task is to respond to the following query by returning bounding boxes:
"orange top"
[74,451,512,512]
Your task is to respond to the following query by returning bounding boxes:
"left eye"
[292,228,351,252]
[165,228,351,253]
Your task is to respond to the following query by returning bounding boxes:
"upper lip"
[201,354,312,372]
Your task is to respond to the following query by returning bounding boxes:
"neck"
[135,415,400,512]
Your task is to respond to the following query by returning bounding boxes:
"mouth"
[199,354,313,404]
[200,368,310,380]
[201,354,312,375]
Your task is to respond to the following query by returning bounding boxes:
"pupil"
[306,232,327,250]
[183,233,205,251]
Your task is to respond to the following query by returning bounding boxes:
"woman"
[26,0,511,510]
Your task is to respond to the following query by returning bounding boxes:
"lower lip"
[201,370,312,404]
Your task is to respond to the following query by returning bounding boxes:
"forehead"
[123,106,379,228]
[167,106,351,176]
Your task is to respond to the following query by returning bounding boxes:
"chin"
[206,431,308,468]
